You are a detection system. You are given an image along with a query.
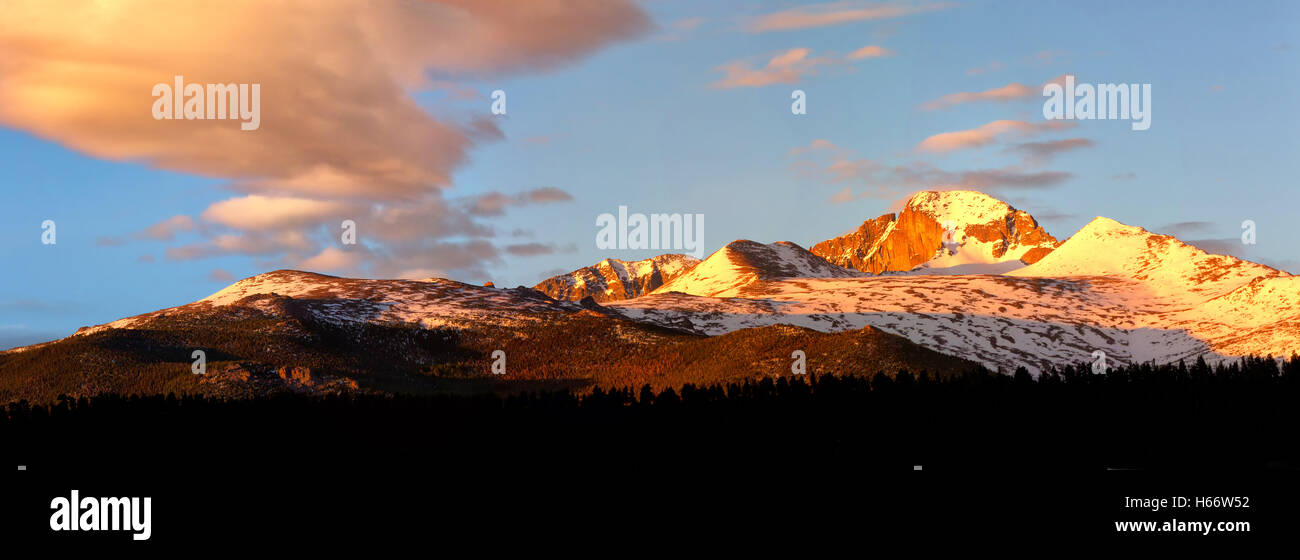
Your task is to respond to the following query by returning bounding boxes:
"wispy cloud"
[743,1,955,33]
[917,120,1075,153]
[919,74,1071,110]
[1003,138,1094,165]
[711,48,834,88]
[847,45,895,60]
[795,140,1074,202]
[711,45,893,89]
[208,268,235,283]
[919,82,1036,110]
[1159,221,1216,238]
[965,60,1004,76]
[656,17,706,41]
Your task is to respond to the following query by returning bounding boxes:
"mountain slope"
[651,240,861,298]
[533,254,699,302]
[1008,217,1284,299]
[811,189,1058,274]
[0,269,978,402]
[612,216,1298,374]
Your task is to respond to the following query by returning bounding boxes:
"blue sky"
[2,0,1298,348]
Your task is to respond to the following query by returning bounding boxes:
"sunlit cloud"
[847,45,895,60]
[711,48,833,88]
[744,1,955,33]
[0,0,647,280]
[917,120,1075,152]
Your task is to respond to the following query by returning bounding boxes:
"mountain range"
[3,189,1295,401]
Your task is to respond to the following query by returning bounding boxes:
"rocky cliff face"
[811,190,1059,274]
[534,254,700,303]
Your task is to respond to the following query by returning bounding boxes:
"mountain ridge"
[4,190,1295,396]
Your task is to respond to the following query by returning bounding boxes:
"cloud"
[201,196,354,230]
[847,45,895,60]
[137,215,197,241]
[504,243,558,257]
[0,0,647,281]
[792,140,1074,199]
[789,138,840,156]
[744,1,955,32]
[1160,221,1216,238]
[166,230,315,260]
[0,1,647,200]
[829,187,856,204]
[921,74,1075,111]
[1028,210,1077,222]
[1003,138,1093,165]
[208,268,235,283]
[917,120,1074,152]
[710,48,833,89]
[518,186,574,204]
[1033,49,1066,64]
[465,187,574,216]
[711,45,891,89]
[297,247,362,273]
[919,82,1037,110]
[965,60,1004,76]
[656,17,705,41]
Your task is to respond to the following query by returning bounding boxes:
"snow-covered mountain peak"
[651,239,860,297]
[1010,216,1283,299]
[812,190,1059,274]
[905,189,1016,226]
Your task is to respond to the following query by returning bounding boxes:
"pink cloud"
[847,45,895,60]
[297,247,362,273]
[829,187,856,204]
[917,120,1075,152]
[208,269,235,283]
[745,1,955,32]
[710,47,833,88]
[138,215,197,241]
[0,1,643,280]
[201,196,353,230]
[919,83,1037,110]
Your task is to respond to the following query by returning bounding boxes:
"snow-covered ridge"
[67,270,585,339]
[534,254,700,302]
[1010,217,1285,299]
[612,214,1298,374]
[652,240,862,298]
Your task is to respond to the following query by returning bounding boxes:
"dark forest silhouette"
[5,355,1298,545]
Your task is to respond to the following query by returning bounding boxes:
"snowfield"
[609,217,1298,374]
